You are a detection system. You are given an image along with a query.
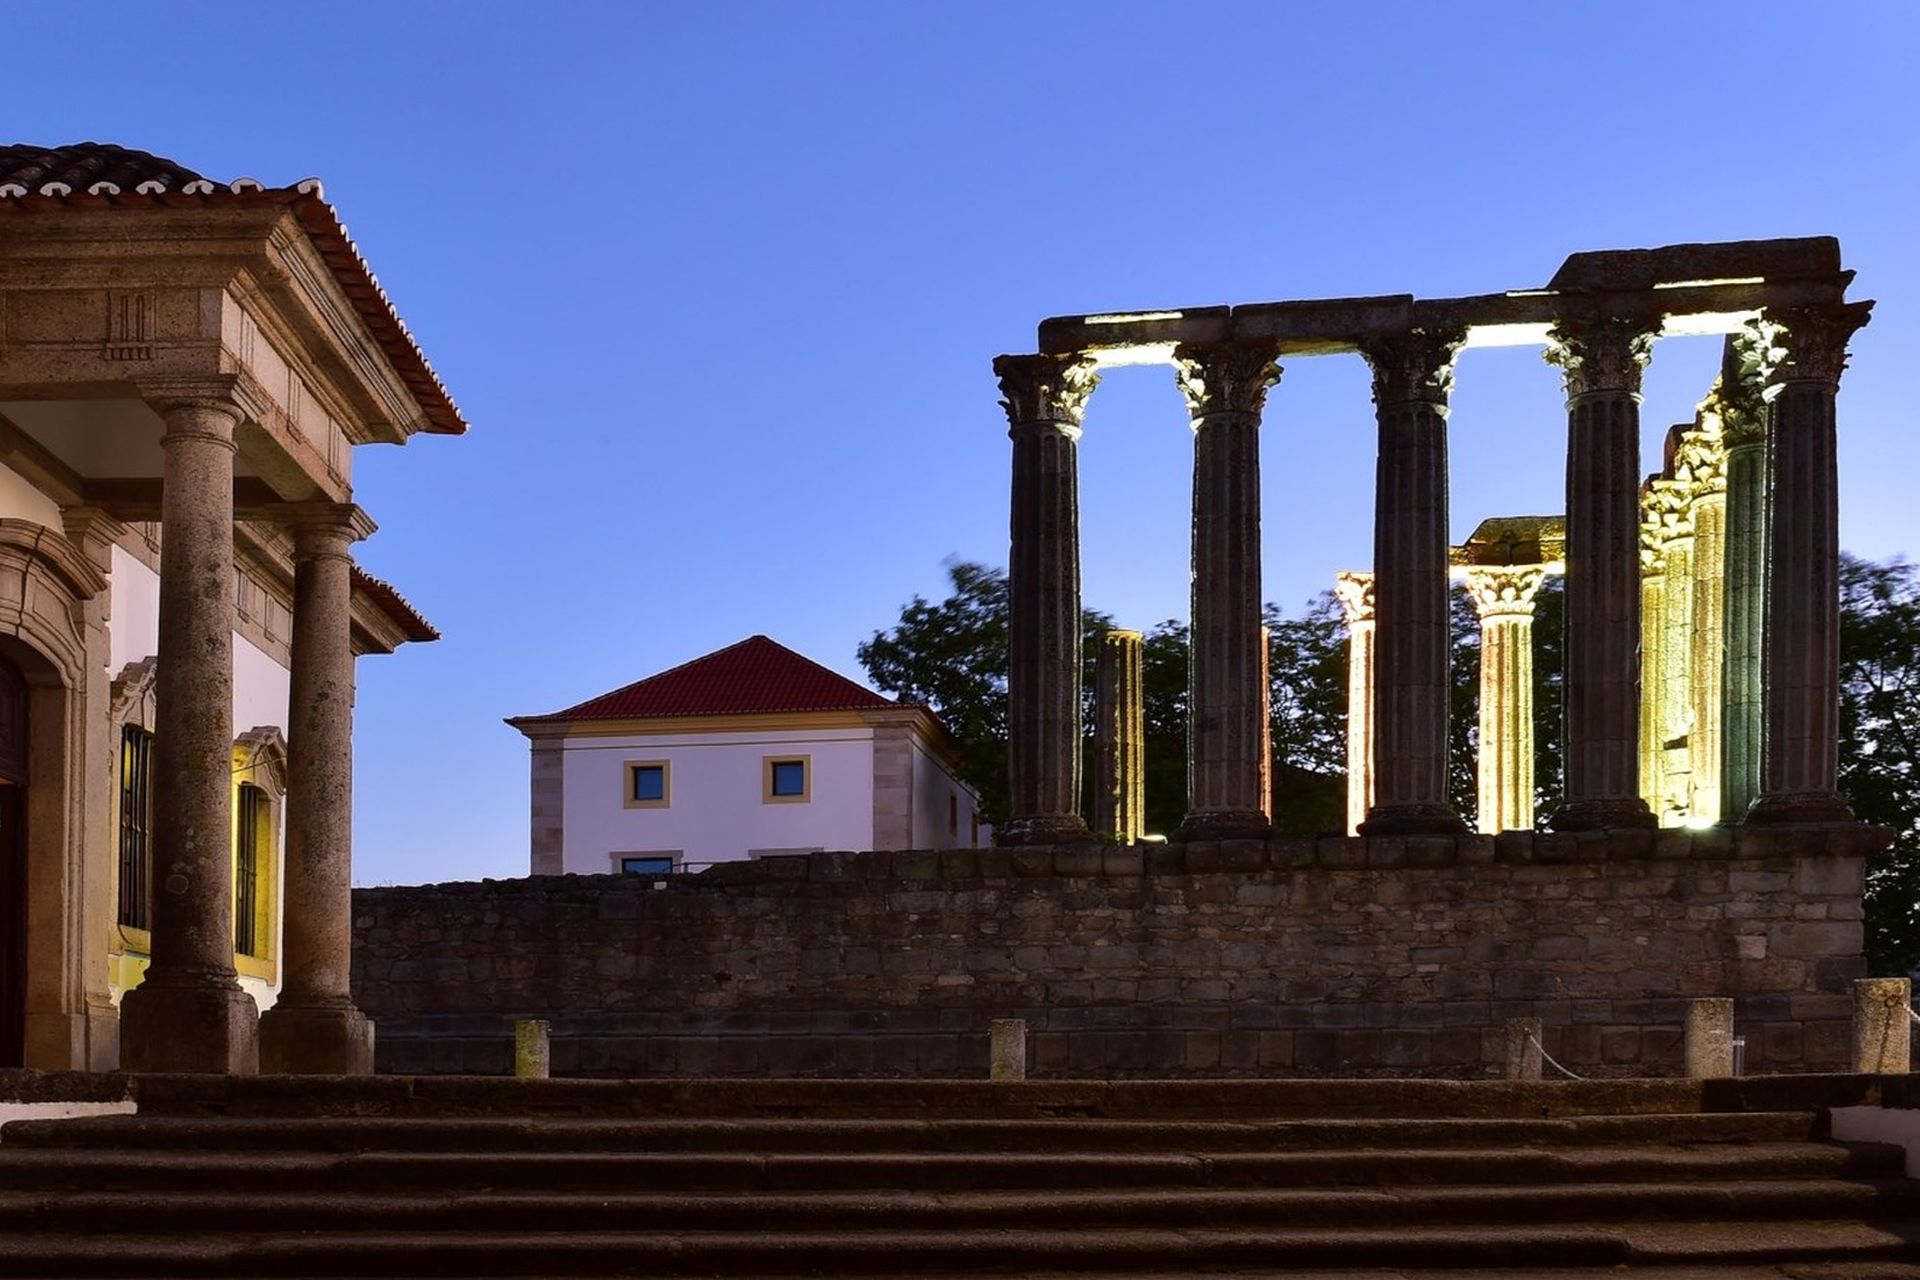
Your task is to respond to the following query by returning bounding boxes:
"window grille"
[235,783,263,956]
[117,727,153,930]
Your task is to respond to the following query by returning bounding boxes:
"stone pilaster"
[994,353,1098,845]
[1748,302,1873,824]
[1719,328,1774,821]
[119,394,258,1074]
[1463,565,1545,834]
[1093,629,1145,843]
[1544,316,1658,831]
[526,729,566,874]
[1173,341,1280,841]
[260,506,376,1074]
[1358,329,1468,835]
[1334,572,1376,837]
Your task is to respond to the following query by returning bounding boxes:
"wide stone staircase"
[1,1076,1919,1277]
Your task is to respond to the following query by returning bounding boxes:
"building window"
[117,726,154,930]
[624,761,670,809]
[617,854,677,876]
[763,755,810,803]
[234,783,265,957]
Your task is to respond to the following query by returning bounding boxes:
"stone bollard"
[1503,1018,1543,1081]
[514,1019,552,1080]
[1684,998,1736,1079]
[1852,978,1912,1074]
[990,1019,1027,1082]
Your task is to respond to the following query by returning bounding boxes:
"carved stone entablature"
[993,353,1100,432]
[1359,327,1468,410]
[1172,341,1282,421]
[1543,315,1657,401]
[1765,301,1874,387]
[1463,564,1547,620]
[1333,570,1375,625]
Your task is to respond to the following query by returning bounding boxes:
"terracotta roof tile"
[527,635,902,722]
[0,142,202,193]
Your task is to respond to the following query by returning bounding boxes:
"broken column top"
[1036,237,1858,365]
[1451,515,1567,571]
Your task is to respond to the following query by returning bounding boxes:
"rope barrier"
[1526,1031,1585,1081]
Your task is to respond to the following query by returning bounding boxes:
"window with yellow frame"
[229,727,285,982]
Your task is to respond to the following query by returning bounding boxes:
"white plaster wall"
[910,738,979,849]
[0,459,62,530]
[107,546,160,674]
[560,728,877,872]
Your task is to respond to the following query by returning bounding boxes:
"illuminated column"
[1749,302,1872,824]
[1173,340,1280,841]
[1464,565,1545,834]
[1335,571,1376,836]
[1684,426,1728,823]
[1359,328,1468,835]
[1720,331,1774,821]
[1093,629,1145,843]
[1651,480,1695,825]
[1545,315,1657,831]
[119,392,258,1074]
[994,353,1099,845]
[1638,525,1665,812]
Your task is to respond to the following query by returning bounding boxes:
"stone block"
[1218,840,1266,872]
[1457,835,1497,865]
[1053,845,1103,877]
[1761,1020,1804,1065]
[1265,838,1314,870]
[1101,846,1145,877]
[1315,837,1367,869]
[1335,1029,1382,1069]
[1601,1025,1641,1064]
[1365,839,1408,869]
[1010,849,1054,878]
[940,849,980,880]
[1379,1029,1432,1068]
[1853,977,1912,1073]
[1493,831,1535,864]
[1768,920,1863,958]
[1293,1030,1337,1071]
[1256,1030,1295,1067]
[1182,842,1225,873]
[1607,829,1656,862]
[1795,856,1865,898]
[1404,837,1456,868]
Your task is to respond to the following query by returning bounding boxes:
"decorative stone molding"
[1544,315,1657,401]
[109,658,159,735]
[1765,302,1873,386]
[1333,570,1375,624]
[1462,564,1547,620]
[993,353,1100,431]
[1359,327,1467,410]
[1172,341,1281,420]
[233,725,289,797]
[1717,323,1781,445]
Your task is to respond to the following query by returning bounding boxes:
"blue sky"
[11,2,1919,884]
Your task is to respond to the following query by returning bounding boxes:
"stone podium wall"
[351,827,1884,1079]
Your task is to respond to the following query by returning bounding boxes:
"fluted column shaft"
[1360,329,1467,835]
[1689,482,1727,822]
[1750,303,1872,824]
[1335,572,1376,836]
[119,395,258,1074]
[1174,342,1279,840]
[1720,333,1772,820]
[1093,629,1145,843]
[995,354,1098,845]
[1466,566,1544,834]
[1546,318,1657,830]
[260,509,375,1074]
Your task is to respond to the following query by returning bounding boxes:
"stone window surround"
[609,850,682,875]
[623,760,670,810]
[229,725,287,981]
[762,754,811,804]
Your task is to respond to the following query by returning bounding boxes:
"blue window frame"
[770,759,806,797]
[632,764,666,803]
[619,855,675,876]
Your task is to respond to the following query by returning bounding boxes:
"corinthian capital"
[1463,564,1547,620]
[1713,322,1782,447]
[1359,327,1467,410]
[1765,301,1873,387]
[994,353,1100,431]
[1172,341,1282,420]
[1333,570,1375,625]
[1543,315,1657,401]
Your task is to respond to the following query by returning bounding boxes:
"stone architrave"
[259,505,377,1075]
[1747,302,1872,825]
[994,354,1099,845]
[1172,341,1280,841]
[1718,328,1776,821]
[1463,564,1546,834]
[1093,629,1145,843]
[1334,572,1376,837]
[1544,316,1658,831]
[1358,328,1469,835]
[118,394,259,1074]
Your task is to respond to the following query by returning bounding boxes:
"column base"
[1549,796,1657,832]
[119,979,258,1074]
[1171,809,1271,842]
[994,814,1091,847]
[1745,790,1856,825]
[259,1001,375,1075]
[1357,804,1468,836]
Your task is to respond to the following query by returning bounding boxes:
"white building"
[510,636,983,874]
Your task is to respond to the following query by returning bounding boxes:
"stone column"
[1652,481,1695,824]
[994,354,1098,845]
[1686,429,1729,824]
[1359,329,1468,835]
[1638,533,1665,811]
[119,395,258,1074]
[1544,316,1658,831]
[1173,341,1280,841]
[260,507,376,1074]
[1748,302,1872,825]
[1719,330,1773,822]
[1092,629,1145,843]
[1334,572,1376,837]
[1463,565,1545,834]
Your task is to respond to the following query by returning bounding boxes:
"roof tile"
[531,636,901,722]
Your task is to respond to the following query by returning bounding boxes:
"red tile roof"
[523,635,904,722]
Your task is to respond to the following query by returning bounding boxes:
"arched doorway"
[0,651,26,1068]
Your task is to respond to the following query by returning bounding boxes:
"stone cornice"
[1172,340,1281,421]
[1359,327,1467,410]
[993,353,1099,432]
[1544,315,1657,401]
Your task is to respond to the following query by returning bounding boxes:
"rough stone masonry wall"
[351,826,1885,1079]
